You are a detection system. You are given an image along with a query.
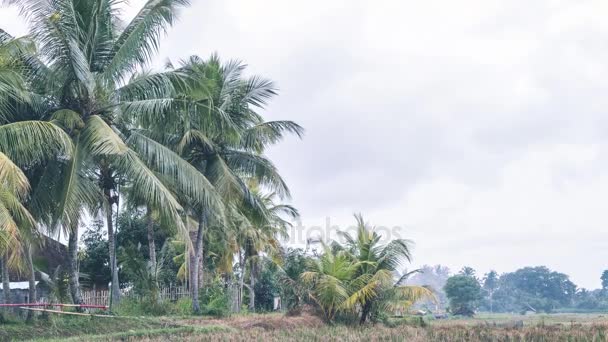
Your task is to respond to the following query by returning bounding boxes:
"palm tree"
[301,245,358,323]
[302,215,433,324]
[0,30,73,306]
[337,214,434,324]
[134,55,303,313]
[1,0,223,306]
[227,185,298,311]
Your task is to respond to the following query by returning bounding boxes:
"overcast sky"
[2,0,608,289]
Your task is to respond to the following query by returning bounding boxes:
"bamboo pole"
[0,303,108,309]
[18,307,114,317]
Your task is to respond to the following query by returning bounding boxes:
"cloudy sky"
[2,0,608,289]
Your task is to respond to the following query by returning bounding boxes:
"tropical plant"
[302,215,433,324]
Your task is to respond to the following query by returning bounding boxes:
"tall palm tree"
[1,0,221,305]
[134,55,303,313]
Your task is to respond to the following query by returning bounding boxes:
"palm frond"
[0,121,72,166]
[113,149,189,242]
[224,151,291,199]
[241,120,304,152]
[80,115,128,156]
[103,0,190,81]
[127,131,223,215]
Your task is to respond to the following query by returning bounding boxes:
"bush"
[171,298,193,316]
[199,278,231,318]
[201,293,230,318]
[115,297,190,316]
[382,315,427,328]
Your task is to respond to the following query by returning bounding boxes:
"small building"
[0,281,44,304]
[0,235,67,305]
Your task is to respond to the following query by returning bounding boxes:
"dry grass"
[22,312,608,341]
[126,324,608,342]
[173,312,325,331]
[125,313,608,342]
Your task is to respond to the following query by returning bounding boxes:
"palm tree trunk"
[238,250,245,312]
[146,207,156,271]
[1,255,10,305]
[25,243,36,321]
[248,258,256,312]
[67,223,82,305]
[359,302,372,324]
[191,212,206,314]
[105,192,120,306]
[199,246,204,291]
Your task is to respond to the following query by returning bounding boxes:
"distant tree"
[459,266,477,278]
[483,270,499,313]
[444,274,482,316]
[407,265,450,310]
[601,270,608,290]
[492,266,576,313]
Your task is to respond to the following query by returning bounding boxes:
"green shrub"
[114,297,170,316]
[170,298,193,316]
[201,293,231,317]
[382,315,428,328]
[199,278,232,317]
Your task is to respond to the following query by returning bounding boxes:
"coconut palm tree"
[337,214,434,324]
[226,185,298,311]
[301,245,357,323]
[133,54,303,313]
[0,30,73,305]
[302,215,434,324]
[1,0,223,305]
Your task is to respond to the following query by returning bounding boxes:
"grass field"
[2,312,608,341]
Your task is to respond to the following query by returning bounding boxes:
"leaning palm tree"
[132,54,303,313]
[1,0,221,305]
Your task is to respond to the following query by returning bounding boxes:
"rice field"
[8,314,608,342]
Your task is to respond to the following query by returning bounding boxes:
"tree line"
[411,265,608,316]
